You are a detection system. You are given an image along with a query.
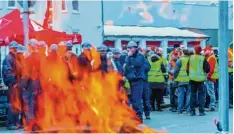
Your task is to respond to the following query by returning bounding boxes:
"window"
[61,0,67,11]
[72,0,79,13]
[8,0,16,8]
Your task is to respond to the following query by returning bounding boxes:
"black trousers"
[151,88,163,110]
[170,86,177,109]
[190,82,206,113]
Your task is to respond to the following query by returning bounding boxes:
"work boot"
[171,108,177,112]
[210,107,215,111]
[199,112,206,116]
[145,115,151,120]
[190,111,196,116]
[7,125,19,130]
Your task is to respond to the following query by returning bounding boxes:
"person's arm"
[161,62,166,73]
[144,58,151,73]
[174,59,182,79]
[203,58,210,74]
[2,55,17,86]
[207,57,216,78]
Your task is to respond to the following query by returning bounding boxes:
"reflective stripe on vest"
[189,55,206,82]
[148,60,165,83]
[207,55,219,79]
[175,56,189,82]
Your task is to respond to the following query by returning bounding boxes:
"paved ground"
[0,97,232,133]
[144,108,233,133]
[0,108,232,133]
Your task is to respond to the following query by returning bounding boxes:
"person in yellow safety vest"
[168,51,180,112]
[123,64,131,105]
[228,42,233,108]
[188,46,210,116]
[203,45,218,111]
[168,44,182,61]
[155,47,168,103]
[174,49,190,114]
[148,54,166,111]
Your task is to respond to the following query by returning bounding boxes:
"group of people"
[1,39,233,130]
[120,41,233,123]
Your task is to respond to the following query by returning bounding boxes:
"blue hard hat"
[66,41,73,47]
[97,44,108,52]
[81,42,91,49]
[50,44,58,52]
[29,38,38,47]
[112,48,121,54]
[17,45,25,53]
[37,41,47,48]
[127,41,138,48]
[9,41,18,49]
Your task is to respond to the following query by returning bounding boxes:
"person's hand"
[128,51,133,56]
[122,76,126,81]
[13,83,18,88]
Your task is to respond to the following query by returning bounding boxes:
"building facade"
[0,0,104,49]
[103,1,233,47]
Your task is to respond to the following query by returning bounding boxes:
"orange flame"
[14,46,157,133]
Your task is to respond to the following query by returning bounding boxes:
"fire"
[14,46,157,133]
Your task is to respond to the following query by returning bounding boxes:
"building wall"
[103,1,233,29]
[0,1,103,47]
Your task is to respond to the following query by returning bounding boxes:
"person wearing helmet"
[64,41,79,82]
[37,41,48,56]
[124,41,147,123]
[23,39,42,126]
[139,48,151,119]
[78,42,93,72]
[2,41,20,130]
[96,44,109,72]
[15,45,27,128]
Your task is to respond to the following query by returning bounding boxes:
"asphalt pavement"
[144,108,233,133]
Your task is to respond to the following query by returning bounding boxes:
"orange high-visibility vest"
[169,60,176,79]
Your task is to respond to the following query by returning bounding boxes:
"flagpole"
[22,1,29,47]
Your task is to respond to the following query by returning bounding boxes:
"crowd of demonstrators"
[1,39,233,130]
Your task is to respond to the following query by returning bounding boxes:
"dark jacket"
[78,53,92,72]
[149,55,166,89]
[188,54,210,84]
[114,58,124,75]
[24,52,42,93]
[119,54,127,67]
[2,52,17,87]
[124,51,146,82]
[143,56,151,81]
[99,55,108,73]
